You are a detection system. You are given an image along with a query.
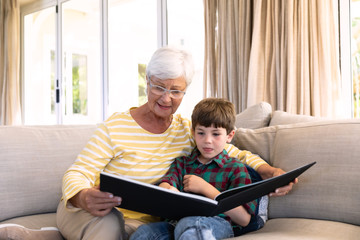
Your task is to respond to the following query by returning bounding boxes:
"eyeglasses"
[148,78,186,99]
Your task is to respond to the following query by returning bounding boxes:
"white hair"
[146,45,195,86]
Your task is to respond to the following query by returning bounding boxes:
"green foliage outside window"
[352,17,360,118]
[72,54,88,115]
[138,63,147,106]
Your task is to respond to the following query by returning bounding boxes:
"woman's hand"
[69,186,122,217]
[257,165,298,197]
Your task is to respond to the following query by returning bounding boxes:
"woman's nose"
[160,91,172,102]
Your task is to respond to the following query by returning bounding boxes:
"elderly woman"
[56,46,294,240]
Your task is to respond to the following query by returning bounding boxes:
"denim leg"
[174,216,233,240]
[129,222,174,240]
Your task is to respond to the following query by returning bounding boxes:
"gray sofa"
[0,102,359,239]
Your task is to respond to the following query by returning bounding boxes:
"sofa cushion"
[232,126,277,163]
[229,218,360,240]
[0,213,57,229]
[0,125,96,222]
[235,102,272,129]
[269,110,321,126]
[0,214,64,240]
[0,224,63,240]
[268,120,360,226]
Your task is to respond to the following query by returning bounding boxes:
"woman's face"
[147,76,187,119]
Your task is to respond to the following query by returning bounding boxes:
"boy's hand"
[183,175,207,194]
[183,175,220,199]
[159,182,180,192]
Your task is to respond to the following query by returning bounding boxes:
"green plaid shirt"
[161,147,257,222]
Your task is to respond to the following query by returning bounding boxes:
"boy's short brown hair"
[191,98,236,134]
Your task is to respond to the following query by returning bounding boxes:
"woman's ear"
[226,130,235,143]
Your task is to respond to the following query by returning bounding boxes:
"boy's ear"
[226,130,235,143]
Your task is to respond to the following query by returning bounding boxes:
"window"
[22,0,102,124]
[167,0,204,118]
[61,0,102,124]
[107,0,157,115]
[351,0,360,117]
[21,0,204,124]
[340,0,360,118]
[23,6,57,124]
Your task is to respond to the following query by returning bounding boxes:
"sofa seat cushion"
[0,213,57,229]
[228,218,360,240]
[0,213,63,240]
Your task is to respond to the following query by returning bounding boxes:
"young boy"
[130,98,259,240]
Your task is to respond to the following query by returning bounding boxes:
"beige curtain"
[204,0,341,117]
[0,0,21,125]
[204,0,253,113]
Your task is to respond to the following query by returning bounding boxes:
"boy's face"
[192,124,235,164]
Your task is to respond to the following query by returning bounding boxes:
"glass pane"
[62,0,102,124]
[352,0,360,118]
[167,0,204,119]
[107,0,157,116]
[72,54,88,115]
[23,7,56,125]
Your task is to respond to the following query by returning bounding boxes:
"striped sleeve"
[61,123,114,208]
[225,143,268,170]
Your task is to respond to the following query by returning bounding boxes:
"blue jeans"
[130,216,233,240]
[130,221,174,240]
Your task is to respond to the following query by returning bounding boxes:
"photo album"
[100,162,316,220]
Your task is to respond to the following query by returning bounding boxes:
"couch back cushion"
[0,125,96,222]
[269,110,322,126]
[235,102,272,129]
[268,120,360,226]
[232,126,277,163]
